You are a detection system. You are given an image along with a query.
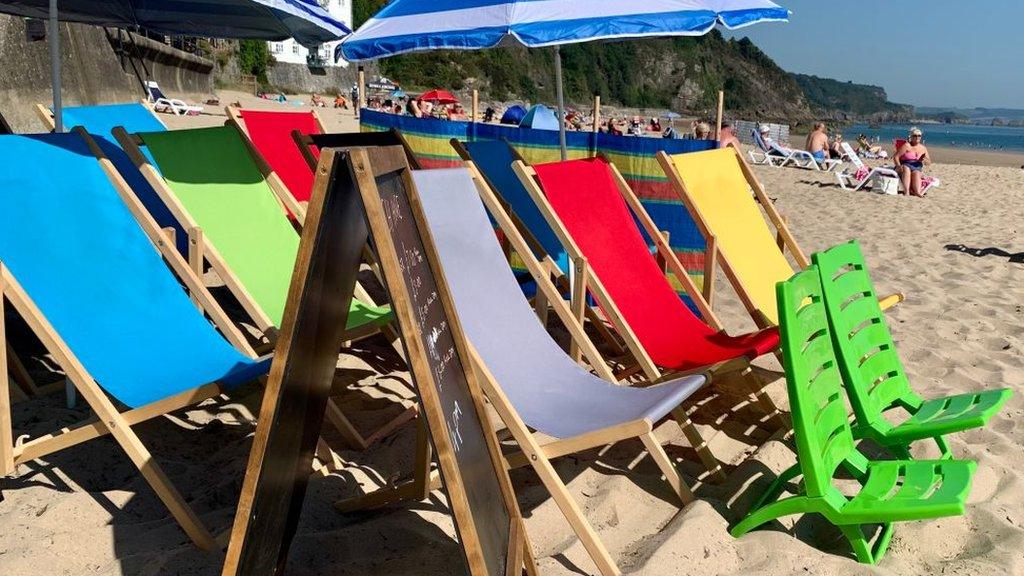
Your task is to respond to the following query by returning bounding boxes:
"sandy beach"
[2,93,1023,575]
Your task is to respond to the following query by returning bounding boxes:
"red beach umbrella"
[419,89,460,105]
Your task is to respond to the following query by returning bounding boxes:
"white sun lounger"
[750,129,842,171]
[836,142,901,191]
[146,80,204,116]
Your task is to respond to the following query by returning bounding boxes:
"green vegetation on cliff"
[792,74,913,120]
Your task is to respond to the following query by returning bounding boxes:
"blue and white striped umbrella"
[340,0,787,62]
[0,0,350,46]
[340,0,788,159]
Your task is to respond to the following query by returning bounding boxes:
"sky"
[725,0,1023,110]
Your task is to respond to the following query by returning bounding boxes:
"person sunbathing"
[895,127,932,197]
[857,134,887,158]
[805,122,829,162]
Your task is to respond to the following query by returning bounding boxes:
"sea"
[842,123,1024,153]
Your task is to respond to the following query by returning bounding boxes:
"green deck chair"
[116,125,392,335]
[731,266,976,564]
[115,125,405,450]
[814,241,1011,459]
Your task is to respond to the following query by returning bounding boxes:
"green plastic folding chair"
[730,266,976,564]
[814,241,1011,458]
[114,125,411,450]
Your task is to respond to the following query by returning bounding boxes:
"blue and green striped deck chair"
[0,131,271,550]
[731,266,976,564]
[814,241,1011,458]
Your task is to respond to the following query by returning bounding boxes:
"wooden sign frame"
[221,147,369,576]
[347,146,535,576]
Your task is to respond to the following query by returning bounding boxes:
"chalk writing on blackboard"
[371,166,512,576]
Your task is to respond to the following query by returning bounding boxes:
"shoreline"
[928,144,1024,168]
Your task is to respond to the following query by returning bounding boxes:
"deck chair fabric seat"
[532,158,779,371]
[814,241,1011,457]
[667,148,796,325]
[56,103,187,254]
[459,139,570,274]
[137,125,391,330]
[235,109,321,202]
[731,266,976,565]
[0,133,269,408]
[414,168,706,439]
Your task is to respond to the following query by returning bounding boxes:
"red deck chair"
[228,107,324,203]
[521,157,780,377]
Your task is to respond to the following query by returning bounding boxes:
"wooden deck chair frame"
[656,143,904,331]
[113,126,415,451]
[450,139,623,356]
[0,128,271,551]
[511,158,786,436]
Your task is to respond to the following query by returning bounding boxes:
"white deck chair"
[415,167,717,576]
[146,81,203,116]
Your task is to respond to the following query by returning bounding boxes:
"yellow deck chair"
[657,145,902,328]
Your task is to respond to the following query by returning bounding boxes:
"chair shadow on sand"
[1,331,457,575]
[944,244,1024,264]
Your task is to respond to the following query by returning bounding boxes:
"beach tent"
[500,104,528,125]
[0,0,349,132]
[519,105,559,131]
[339,0,789,159]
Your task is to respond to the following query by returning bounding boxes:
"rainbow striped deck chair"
[0,131,271,550]
[34,102,187,254]
[115,125,410,450]
[658,145,904,328]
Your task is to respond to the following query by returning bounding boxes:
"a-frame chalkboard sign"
[222,145,536,576]
[348,146,536,576]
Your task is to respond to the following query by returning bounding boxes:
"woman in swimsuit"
[895,127,931,197]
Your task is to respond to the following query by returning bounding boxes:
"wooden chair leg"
[314,437,344,475]
[639,431,694,504]
[323,399,369,451]
[7,344,38,397]
[671,407,726,484]
[523,447,621,576]
[745,366,789,431]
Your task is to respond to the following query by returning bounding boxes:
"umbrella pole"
[49,0,63,133]
[553,46,567,160]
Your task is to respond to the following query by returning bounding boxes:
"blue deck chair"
[451,139,569,275]
[36,102,187,254]
[0,131,270,550]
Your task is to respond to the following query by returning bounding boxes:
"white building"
[268,0,353,67]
